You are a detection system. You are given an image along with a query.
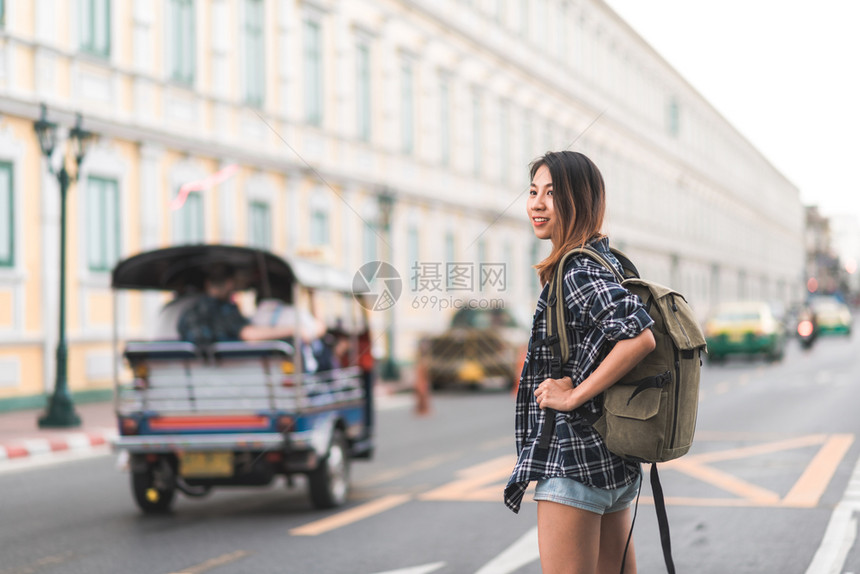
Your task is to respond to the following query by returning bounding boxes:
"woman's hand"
[534,376,575,411]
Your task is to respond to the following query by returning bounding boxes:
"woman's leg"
[597,507,636,574]
[537,500,602,574]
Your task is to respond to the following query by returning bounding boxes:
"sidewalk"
[0,401,118,462]
[0,379,414,464]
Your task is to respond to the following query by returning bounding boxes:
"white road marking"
[0,446,111,475]
[474,526,540,574]
[370,562,446,574]
[805,456,860,574]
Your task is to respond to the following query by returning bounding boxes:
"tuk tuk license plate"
[179,452,234,478]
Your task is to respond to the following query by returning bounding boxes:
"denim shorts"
[533,470,642,515]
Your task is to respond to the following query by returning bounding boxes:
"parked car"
[422,307,528,390]
[809,296,853,336]
[704,301,786,362]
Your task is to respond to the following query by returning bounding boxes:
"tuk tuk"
[110,245,374,513]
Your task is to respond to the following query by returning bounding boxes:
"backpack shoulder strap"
[536,245,624,449]
[608,247,641,279]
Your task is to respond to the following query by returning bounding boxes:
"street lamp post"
[377,189,400,381]
[34,104,95,428]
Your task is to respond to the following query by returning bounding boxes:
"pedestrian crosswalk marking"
[290,433,855,538]
[654,433,854,508]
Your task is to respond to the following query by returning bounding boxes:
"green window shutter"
[174,190,204,244]
[0,162,13,267]
[439,78,450,166]
[87,176,120,272]
[244,0,264,107]
[304,19,323,125]
[310,204,328,246]
[363,222,377,262]
[401,62,414,155]
[249,200,271,248]
[187,192,204,243]
[473,92,482,177]
[407,226,419,268]
[80,0,111,58]
[170,0,195,85]
[356,43,371,142]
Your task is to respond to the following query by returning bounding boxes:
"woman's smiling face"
[528,164,555,241]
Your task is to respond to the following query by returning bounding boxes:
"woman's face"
[528,164,555,241]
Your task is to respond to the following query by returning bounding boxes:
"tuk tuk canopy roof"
[111,244,354,300]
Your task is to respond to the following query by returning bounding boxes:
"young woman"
[504,151,656,574]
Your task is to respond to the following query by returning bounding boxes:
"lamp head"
[68,113,96,167]
[33,103,58,160]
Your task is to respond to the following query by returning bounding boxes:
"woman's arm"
[535,328,656,412]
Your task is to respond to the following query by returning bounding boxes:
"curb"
[0,430,118,461]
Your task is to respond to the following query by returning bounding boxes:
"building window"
[356,41,371,142]
[536,0,548,45]
[363,222,377,262]
[667,96,681,137]
[80,0,111,58]
[530,240,541,295]
[473,91,482,177]
[304,18,323,126]
[310,201,329,246]
[439,76,450,166]
[499,101,509,183]
[519,0,530,38]
[86,176,120,272]
[445,230,455,289]
[0,162,12,267]
[248,200,271,248]
[407,225,419,268]
[175,190,204,244]
[558,2,568,59]
[244,0,265,107]
[401,60,414,155]
[0,1,5,29]
[521,110,532,182]
[169,0,195,85]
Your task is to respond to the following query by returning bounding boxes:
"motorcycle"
[796,311,817,350]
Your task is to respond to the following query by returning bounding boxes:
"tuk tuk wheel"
[308,430,350,509]
[131,468,176,514]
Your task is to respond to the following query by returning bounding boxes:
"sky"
[602,0,860,221]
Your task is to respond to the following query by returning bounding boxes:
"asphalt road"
[1,332,859,574]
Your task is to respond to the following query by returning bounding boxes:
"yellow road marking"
[660,433,855,508]
[0,552,76,574]
[639,496,773,507]
[289,494,411,536]
[355,452,463,487]
[677,434,828,464]
[170,550,249,574]
[666,458,781,505]
[420,455,514,502]
[782,433,854,508]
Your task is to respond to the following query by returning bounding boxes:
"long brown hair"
[531,151,606,285]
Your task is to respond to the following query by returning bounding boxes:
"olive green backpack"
[537,245,707,574]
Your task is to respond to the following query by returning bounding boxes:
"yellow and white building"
[0,0,803,409]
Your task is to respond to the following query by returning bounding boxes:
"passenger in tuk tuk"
[252,290,330,373]
[177,263,316,348]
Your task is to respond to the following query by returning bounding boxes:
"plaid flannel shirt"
[504,238,654,513]
[177,296,249,347]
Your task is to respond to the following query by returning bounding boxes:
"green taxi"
[705,301,786,362]
[810,296,853,336]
